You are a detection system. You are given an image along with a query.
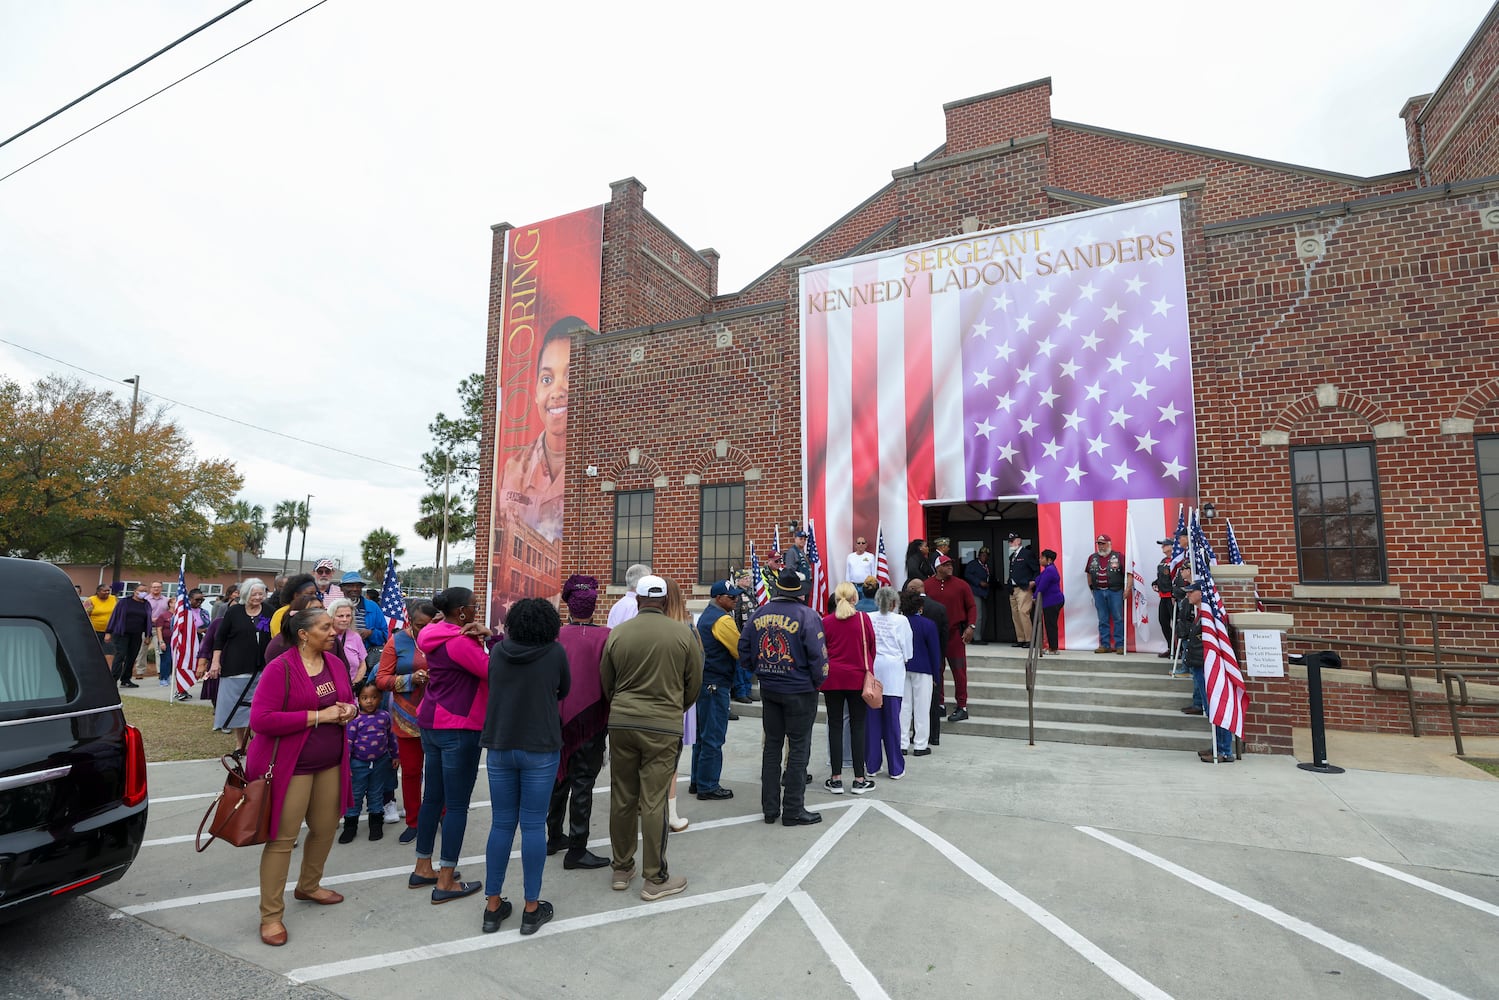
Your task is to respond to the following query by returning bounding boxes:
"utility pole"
[298,494,314,572]
[441,455,451,591]
[111,376,141,586]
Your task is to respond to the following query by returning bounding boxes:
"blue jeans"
[1215,725,1235,759]
[1191,665,1206,711]
[485,748,560,902]
[416,728,481,868]
[690,681,732,792]
[158,639,171,682]
[731,663,754,701]
[1092,589,1124,647]
[346,756,391,818]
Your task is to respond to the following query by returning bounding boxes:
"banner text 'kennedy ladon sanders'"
[804,226,1179,315]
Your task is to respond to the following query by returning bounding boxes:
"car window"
[0,619,77,710]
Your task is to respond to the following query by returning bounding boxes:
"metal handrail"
[1024,597,1044,746]
[1261,596,1499,737]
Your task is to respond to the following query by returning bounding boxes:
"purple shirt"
[346,709,398,762]
[1034,564,1065,609]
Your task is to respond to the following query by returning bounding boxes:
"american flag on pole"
[750,542,768,607]
[1169,504,1187,572]
[1224,519,1266,612]
[1191,509,1245,739]
[169,556,197,698]
[800,196,1196,651]
[806,519,828,614]
[379,554,407,633]
[874,525,891,587]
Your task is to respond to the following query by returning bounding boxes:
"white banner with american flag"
[169,555,197,698]
[800,195,1196,650]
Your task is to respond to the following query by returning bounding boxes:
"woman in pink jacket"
[407,587,491,904]
[819,581,877,795]
[248,608,356,948]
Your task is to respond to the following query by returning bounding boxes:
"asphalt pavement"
[7,715,1499,999]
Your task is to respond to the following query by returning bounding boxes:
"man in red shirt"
[923,554,977,723]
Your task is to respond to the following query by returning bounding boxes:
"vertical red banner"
[487,205,603,626]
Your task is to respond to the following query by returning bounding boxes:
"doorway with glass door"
[923,500,1039,645]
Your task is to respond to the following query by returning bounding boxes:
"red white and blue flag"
[806,518,828,613]
[1191,509,1245,738]
[1169,504,1187,572]
[750,541,768,607]
[1224,518,1265,612]
[800,196,1196,649]
[169,556,197,698]
[380,554,407,633]
[875,525,891,587]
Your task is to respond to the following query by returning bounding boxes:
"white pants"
[901,673,933,751]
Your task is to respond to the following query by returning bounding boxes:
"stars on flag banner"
[168,556,198,698]
[380,554,407,633]
[1190,509,1245,739]
[875,526,891,587]
[806,519,828,613]
[750,542,768,607]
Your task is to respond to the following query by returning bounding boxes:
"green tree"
[270,498,307,574]
[420,372,482,534]
[413,490,471,589]
[0,375,244,574]
[360,528,404,581]
[221,499,267,573]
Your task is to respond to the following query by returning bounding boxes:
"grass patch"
[120,697,237,762]
[1461,758,1499,778]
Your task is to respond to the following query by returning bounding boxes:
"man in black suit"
[1005,532,1040,649]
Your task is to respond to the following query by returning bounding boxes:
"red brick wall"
[477,12,1499,741]
[1417,7,1499,183]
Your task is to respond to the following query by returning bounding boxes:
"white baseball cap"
[635,575,668,598]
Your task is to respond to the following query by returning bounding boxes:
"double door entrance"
[923,501,1039,645]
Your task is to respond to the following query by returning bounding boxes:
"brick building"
[478,6,1499,749]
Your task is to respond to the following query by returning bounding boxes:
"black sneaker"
[519,900,554,935]
[947,707,968,723]
[823,777,844,795]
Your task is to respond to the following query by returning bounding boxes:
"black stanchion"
[1292,651,1345,774]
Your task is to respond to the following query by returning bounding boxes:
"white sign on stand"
[1243,629,1285,678]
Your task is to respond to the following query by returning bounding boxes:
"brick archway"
[600,449,666,490]
[1450,377,1499,427]
[1268,387,1390,435]
[685,441,754,483]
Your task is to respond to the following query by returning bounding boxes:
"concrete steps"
[732,645,1210,752]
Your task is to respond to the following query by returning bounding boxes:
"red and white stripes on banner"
[1039,497,1186,652]
[1202,602,1246,738]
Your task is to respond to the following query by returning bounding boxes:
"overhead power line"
[0,0,258,153]
[0,335,423,474]
[0,0,332,187]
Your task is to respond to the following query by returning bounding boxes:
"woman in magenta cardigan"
[408,587,491,904]
[819,581,877,795]
[248,608,356,948]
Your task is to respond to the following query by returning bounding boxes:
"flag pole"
[1187,508,1216,762]
[1167,502,1183,677]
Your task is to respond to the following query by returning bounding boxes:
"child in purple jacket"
[342,680,399,843]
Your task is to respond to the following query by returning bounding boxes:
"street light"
[111,375,141,585]
[298,493,314,570]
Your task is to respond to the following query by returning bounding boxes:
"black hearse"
[0,557,147,920]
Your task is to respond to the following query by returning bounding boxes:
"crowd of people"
[157,541,988,948]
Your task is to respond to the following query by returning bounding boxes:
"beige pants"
[259,766,341,925]
[1010,588,1035,643]
[608,728,680,882]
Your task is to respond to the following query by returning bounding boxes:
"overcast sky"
[0,0,1489,569]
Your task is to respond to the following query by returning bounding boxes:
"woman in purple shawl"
[545,575,611,870]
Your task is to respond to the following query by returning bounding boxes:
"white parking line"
[1346,857,1499,919]
[788,890,890,1000]
[879,804,1171,1000]
[662,803,870,1000]
[115,801,860,916]
[287,882,771,984]
[1078,826,1476,1000]
[151,792,217,804]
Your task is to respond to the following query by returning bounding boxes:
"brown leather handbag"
[195,664,289,851]
[859,613,884,709]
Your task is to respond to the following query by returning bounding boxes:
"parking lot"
[46,720,1499,999]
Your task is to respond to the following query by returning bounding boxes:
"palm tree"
[271,499,300,574]
[360,528,404,581]
[223,500,267,574]
[414,492,470,589]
